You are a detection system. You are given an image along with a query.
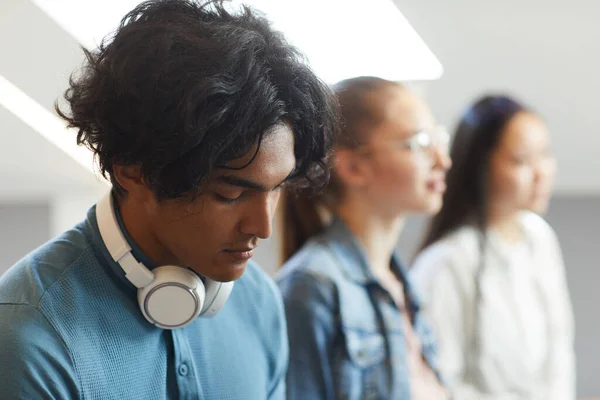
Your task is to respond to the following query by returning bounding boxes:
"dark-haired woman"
[411,95,575,399]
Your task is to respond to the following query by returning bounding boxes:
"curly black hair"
[57,0,338,199]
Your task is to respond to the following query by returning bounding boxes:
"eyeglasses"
[356,125,450,155]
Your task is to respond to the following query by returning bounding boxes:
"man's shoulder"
[0,223,92,308]
[0,301,81,398]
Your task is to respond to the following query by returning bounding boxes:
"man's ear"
[112,164,153,202]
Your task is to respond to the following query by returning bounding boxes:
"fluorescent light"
[0,74,106,182]
[33,0,442,83]
[235,0,443,82]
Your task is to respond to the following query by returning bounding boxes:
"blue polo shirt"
[0,204,288,399]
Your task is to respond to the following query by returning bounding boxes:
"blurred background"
[1,0,598,397]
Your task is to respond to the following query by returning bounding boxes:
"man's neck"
[117,196,175,267]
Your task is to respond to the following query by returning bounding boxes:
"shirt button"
[178,363,189,376]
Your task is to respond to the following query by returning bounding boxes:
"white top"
[410,211,576,400]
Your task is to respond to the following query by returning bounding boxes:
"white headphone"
[96,192,233,329]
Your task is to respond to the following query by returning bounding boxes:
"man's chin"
[196,260,249,283]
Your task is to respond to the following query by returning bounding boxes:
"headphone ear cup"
[200,280,234,317]
[137,266,205,329]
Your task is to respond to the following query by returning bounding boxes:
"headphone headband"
[96,192,154,288]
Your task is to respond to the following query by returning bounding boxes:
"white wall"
[0,203,50,274]
[50,192,106,238]
[395,0,600,195]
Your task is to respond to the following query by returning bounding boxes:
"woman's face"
[488,111,556,217]
[348,87,452,218]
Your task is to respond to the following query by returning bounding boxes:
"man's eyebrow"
[215,170,294,191]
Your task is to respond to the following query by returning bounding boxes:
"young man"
[0,1,337,398]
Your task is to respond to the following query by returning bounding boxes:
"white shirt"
[410,212,576,400]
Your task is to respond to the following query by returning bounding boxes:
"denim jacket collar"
[320,217,423,314]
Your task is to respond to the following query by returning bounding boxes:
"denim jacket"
[277,219,442,400]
